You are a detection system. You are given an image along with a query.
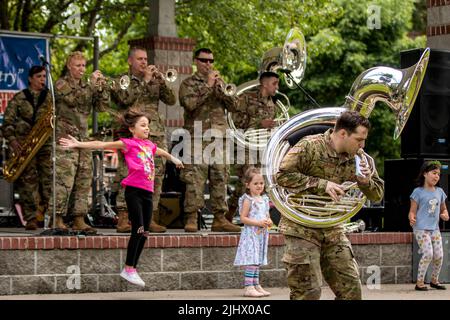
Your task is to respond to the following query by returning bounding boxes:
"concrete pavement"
[1,284,449,300]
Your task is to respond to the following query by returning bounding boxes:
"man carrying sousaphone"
[276,111,384,300]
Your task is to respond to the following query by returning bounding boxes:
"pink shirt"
[120,138,157,192]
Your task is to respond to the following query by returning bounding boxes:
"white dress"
[233,194,270,266]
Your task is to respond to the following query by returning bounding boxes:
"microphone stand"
[41,59,57,231]
[284,71,322,109]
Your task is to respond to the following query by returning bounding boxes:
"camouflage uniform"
[276,129,384,300]
[53,75,109,220]
[228,86,276,218]
[3,89,52,222]
[109,74,176,220]
[179,72,241,232]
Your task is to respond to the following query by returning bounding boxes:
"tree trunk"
[0,0,10,30]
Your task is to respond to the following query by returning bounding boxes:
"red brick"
[200,236,208,247]
[186,236,194,247]
[44,237,54,249]
[163,236,171,247]
[147,236,155,248]
[156,236,164,248]
[93,237,102,249]
[11,237,19,249]
[53,237,62,249]
[222,236,230,247]
[61,237,70,249]
[19,238,28,249]
[36,237,44,249]
[2,238,11,249]
[110,236,118,249]
[118,236,128,248]
[230,235,238,246]
[195,236,203,247]
[85,237,94,249]
[102,237,109,249]
[78,238,86,249]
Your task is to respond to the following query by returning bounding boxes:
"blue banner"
[0,33,49,117]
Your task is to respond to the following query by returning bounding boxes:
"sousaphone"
[227,28,307,150]
[263,48,430,228]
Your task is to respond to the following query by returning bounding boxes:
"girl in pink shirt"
[60,109,183,287]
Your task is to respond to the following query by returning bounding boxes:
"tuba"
[3,99,53,182]
[227,27,306,150]
[263,48,430,228]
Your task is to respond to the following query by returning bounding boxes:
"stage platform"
[0,228,414,296]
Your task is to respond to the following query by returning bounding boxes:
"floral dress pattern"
[234,194,270,266]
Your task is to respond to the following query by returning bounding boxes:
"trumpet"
[154,68,178,82]
[84,72,130,90]
[209,69,236,96]
[217,81,237,96]
[146,65,178,83]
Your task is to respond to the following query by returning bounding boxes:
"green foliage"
[3,0,428,175]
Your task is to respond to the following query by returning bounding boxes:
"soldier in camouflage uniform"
[52,51,109,232]
[179,48,241,233]
[109,46,176,233]
[3,66,52,230]
[227,71,279,221]
[276,111,384,300]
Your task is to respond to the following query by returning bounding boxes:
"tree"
[2,0,427,174]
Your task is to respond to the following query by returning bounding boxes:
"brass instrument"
[209,68,236,96]
[227,27,306,150]
[343,219,366,233]
[86,72,130,90]
[3,101,53,182]
[155,68,178,82]
[263,48,431,228]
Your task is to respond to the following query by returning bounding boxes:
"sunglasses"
[196,57,214,64]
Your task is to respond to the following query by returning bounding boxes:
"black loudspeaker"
[384,158,450,231]
[400,48,450,158]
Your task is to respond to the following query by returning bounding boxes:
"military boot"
[25,218,38,230]
[72,216,97,233]
[149,211,167,233]
[184,212,198,233]
[211,215,241,232]
[48,216,68,229]
[225,206,237,223]
[116,211,131,233]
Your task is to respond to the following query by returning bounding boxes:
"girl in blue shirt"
[409,161,449,291]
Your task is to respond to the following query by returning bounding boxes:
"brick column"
[128,0,196,139]
[426,0,450,50]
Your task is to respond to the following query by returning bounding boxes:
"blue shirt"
[410,187,447,231]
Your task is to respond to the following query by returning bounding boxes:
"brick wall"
[427,1,450,50]
[0,233,413,295]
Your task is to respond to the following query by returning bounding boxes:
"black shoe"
[415,285,428,291]
[430,282,446,290]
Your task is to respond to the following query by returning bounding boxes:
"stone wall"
[0,233,412,295]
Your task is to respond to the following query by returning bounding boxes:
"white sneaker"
[120,269,145,287]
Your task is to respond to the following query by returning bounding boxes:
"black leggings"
[124,186,153,268]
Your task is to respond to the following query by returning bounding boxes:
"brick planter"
[0,232,412,295]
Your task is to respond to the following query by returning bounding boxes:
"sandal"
[415,285,428,291]
[243,286,264,298]
[430,282,446,290]
[255,285,271,296]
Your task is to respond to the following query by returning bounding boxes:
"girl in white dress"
[234,167,273,297]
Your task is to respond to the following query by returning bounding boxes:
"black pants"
[124,186,153,268]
